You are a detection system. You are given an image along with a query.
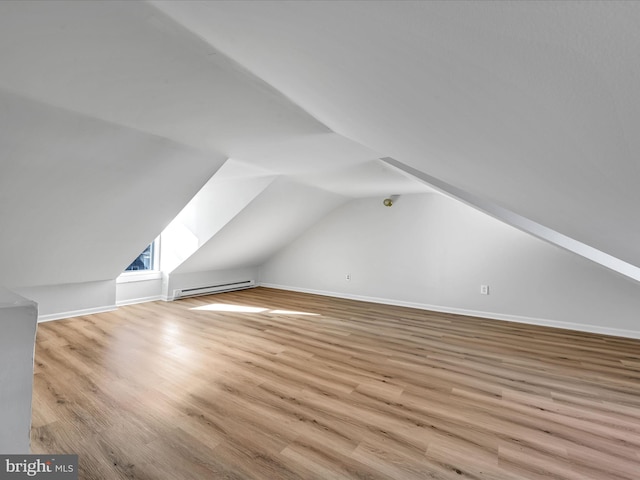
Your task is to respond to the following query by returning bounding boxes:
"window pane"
[125,243,154,271]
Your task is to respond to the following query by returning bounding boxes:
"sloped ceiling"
[172,177,347,274]
[0,0,326,153]
[1,0,638,288]
[152,0,640,271]
[0,0,400,288]
[0,89,225,287]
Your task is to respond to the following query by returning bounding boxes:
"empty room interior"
[1,1,640,479]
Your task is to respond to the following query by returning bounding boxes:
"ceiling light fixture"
[383,195,399,207]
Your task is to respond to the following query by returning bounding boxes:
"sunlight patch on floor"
[191,303,319,316]
[191,303,268,313]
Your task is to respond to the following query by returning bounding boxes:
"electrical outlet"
[480,284,489,295]
[346,273,351,281]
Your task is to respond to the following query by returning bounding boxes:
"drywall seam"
[260,283,640,340]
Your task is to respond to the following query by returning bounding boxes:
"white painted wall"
[161,160,276,273]
[261,194,640,338]
[167,267,259,300]
[172,178,347,276]
[115,277,163,306]
[0,288,37,453]
[13,281,116,322]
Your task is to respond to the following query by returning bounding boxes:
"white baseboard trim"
[38,305,118,323]
[259,283,640,340]
[116,295,163,307]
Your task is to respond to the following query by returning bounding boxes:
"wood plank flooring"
[31,287,640,479]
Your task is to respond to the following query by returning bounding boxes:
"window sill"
[116,271,163,284]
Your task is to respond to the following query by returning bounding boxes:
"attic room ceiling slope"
[160,159,278,274]
[0,0,328,155]
[151,0,640,271]
[172,177,348,274]
[0,0,434,291]
[0,0,427,203]
[0,89,226,287]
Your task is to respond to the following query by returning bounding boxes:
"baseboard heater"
[172,280,255,300]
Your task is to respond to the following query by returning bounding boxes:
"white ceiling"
[1,0,638,286]
[173,177,347,274]
[151,0,640,270]
[0,88,225,287]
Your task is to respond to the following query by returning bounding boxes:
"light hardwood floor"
[31,287,640,479]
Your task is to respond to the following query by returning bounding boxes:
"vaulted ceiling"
[1,1,638,287]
